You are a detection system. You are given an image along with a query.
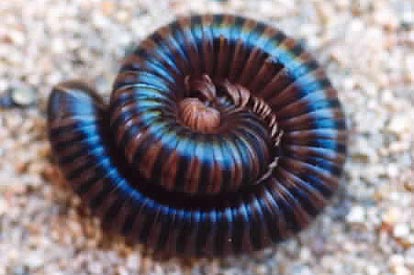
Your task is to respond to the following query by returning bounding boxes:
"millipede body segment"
[47,14,347,257]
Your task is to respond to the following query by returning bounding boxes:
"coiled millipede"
[47,14,347,257]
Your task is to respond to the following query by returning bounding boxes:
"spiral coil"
[48,14,347,257]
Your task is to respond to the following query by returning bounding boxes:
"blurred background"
[0,0,413,274]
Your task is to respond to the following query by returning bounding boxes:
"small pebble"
[24,252,44,269]
[365,265,379,275]
[404,181,414,192]
[393,223,410,239]
[387,115,410,135]
[382,207,401,226]
[346,206,366,224]
[10,85,37,107]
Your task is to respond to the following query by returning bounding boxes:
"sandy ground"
[0,0,414,274]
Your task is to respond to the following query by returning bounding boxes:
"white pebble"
[346,206,366,224]
[24,252,44,269]
[393,224,410,239]
[366,265,379,275]
[387,115,410,135]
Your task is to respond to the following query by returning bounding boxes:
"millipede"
[47,14,347,257]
